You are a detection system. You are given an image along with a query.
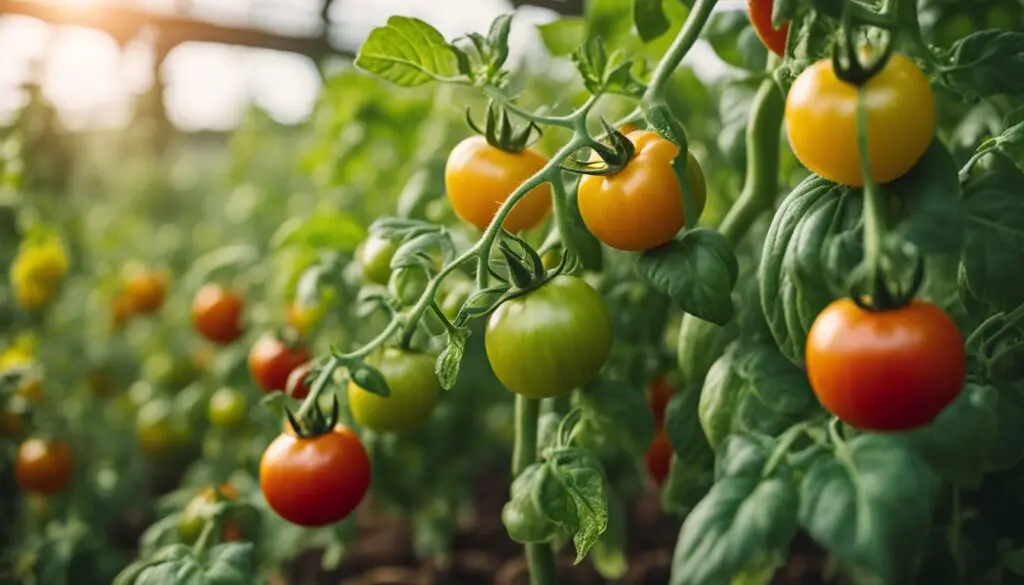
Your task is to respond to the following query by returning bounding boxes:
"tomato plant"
[192,284,245,345]
[260,425,371,527]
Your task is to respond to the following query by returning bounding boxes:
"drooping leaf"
[435,326,469,390]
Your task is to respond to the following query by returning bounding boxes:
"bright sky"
[0,0,739,131]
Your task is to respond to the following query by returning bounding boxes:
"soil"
[278,468,835,585]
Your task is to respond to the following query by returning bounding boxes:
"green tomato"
[485,275,612,398]
[136,399,186,459]
[357,235,398,285]
[440,278,475,321]
[207,387,248,429]
[347,348,441,433]
[389,266,430,307]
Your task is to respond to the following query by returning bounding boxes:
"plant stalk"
[643,0,720,101]
[512,395,559,585]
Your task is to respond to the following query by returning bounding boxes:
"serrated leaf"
[548,448,609,563]
[436,327,469,390]
[637,228,739,325]
[355,16,460,86]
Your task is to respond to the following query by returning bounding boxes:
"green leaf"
[486,14,513,70]
[943,30,1024,99]
[203,542,255,584]
[547,447,610,562]
[454,285,510,326]
[799,435,940,581]
[563,180,604,271]
[902,382,998,488]
[705,11,767,72]
[637,228,739,326]
[699,342,819,449]
[502,463,560,543]
[590,494,628,579]
[960,165,1024,310]
[987,106,1024,174]
[270,211,366,252]
[355,16,460,86]
[662,389,715,514]
[436,327,469,391]
[634,0,670,42]
[571,40,646,97]
[669,435,798,585]
[885,140,964,255]
[346,361,391,397]
[574,378,654,458]
[537,18,588,57]
[390,229,453,269]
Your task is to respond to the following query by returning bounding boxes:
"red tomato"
[16,439,74,494]
[805,298,965,431]
[649,375,674,428]
[248,334,312,395]
[748,0,789,57]
[645,430,673,486]
[260,425,371,526]
[192,285,245,345]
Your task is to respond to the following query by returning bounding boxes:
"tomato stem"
[512,395,559,585]
[191,517,217,557]
[856,87,890,308]
[643,0,719,102]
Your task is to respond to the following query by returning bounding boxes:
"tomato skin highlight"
[805,298,965,431]
[444,136,552,233]
[645,430,673,486]
[260,425,371,527]
[16,439,74,494]
[347,348,441,434]
[785,54,935,187]
[748,0,788,56]
[248,334,312,394]
[578,131,706,251]
[486,275,612,398]
[192,284,245,345]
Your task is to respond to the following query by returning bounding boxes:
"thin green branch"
[643,0,719,101]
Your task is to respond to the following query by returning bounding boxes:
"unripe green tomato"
[136,399,186,459]
[347,348,441,433]
[208,387,248,429]
[541,249,561,271]
[440,278,475,322]
[357,235,398,285]
[389,266,430,307]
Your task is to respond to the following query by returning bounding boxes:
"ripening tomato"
[649,375,674,428]
[248,334,311,394]
[578,131,706,251]
[178,484,241,544]
[486,275,612,398]
[357,235,398,286]
[16,439,74,494]
[208,387,248,428]
[347,348,441,434]
[645,430,673,486]
[192,284,245,345]
[445,136,552,233]
[748,0,788,56]
[785,54,935,187]
[260,425,371,526]
[805,298,965,431]
[124,269,169,314]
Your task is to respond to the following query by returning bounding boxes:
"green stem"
[643,0,719,100]
[485,87,596,129]
[856,88,886,299]
[512,395,558,585]
[191,518,217,557]
[762,421,810,478]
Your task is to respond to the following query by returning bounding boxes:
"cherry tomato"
[112,290,135,329]
[578,131,706,251]
[178,484,241,544]
[248,333,311,394]
[486,275,612,398]
[357,235,398,286]
[748,0,788,57]
[649,375,674,428]
[208,387,248,428]
[16,438,74,494]
[785,54,935,187]
[645,430,673,486]
[347,348,440,434]
[260,425,371,526]
[444,136,552,233]
[287,302,317,336]
[192,284,245,345]
[124,269,169,315]
[805,298,965,431]
[136,399,187,459]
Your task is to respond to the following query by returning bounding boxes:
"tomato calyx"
[830,12,895,86]
[849,255,925,312]
[561,119,635,176]
[465,101,540,153]
[284,395,340,439]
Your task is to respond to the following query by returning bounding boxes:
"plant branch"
[643,0,719,100]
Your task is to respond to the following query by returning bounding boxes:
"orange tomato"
[16,439,74,494]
